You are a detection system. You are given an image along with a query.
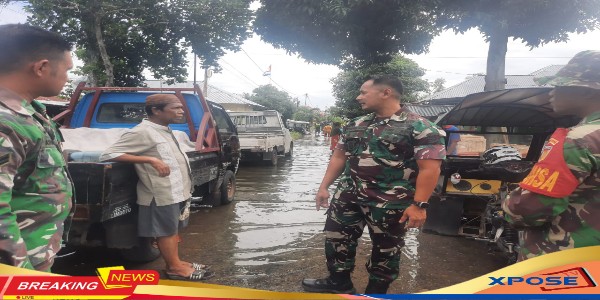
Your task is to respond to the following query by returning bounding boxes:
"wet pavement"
[52,135,507,294]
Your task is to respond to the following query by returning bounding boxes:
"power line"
[220,64,260,89]
[220,59,261,88]
[270,77,296,97]
[303,93,313,106]
[239,47,296,96]
[240,48,267,74]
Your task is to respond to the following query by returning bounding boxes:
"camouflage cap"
[534,50,600,90]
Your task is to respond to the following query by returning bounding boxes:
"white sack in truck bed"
[60,128,196,153]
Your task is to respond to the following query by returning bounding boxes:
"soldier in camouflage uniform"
[503,50,600,261]
[302,75,446,294]
[0,24,73,271]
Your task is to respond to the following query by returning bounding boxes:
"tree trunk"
[484,30,510,148]
[484,30,508,91]
[93,14,114,87]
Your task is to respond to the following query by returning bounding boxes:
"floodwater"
[52,135,507,294]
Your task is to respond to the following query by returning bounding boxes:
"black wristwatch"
[411,201,430,209]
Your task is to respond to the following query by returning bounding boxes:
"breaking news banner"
[0,246,599,299]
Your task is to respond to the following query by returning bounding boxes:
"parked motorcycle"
[461,158,533,264]
[423,88,581,265]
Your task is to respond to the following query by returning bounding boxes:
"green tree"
[292,106,315,122]
[25,0,252,86]
[434,0,600,91]
[245,85,297,122]
[331,55,429,119]
[429,78,446,95]
[254,0,439,69]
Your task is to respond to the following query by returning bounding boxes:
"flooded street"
[52,136,507,294]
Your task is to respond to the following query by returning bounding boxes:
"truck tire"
[220,170,236,205]
[268,148,278,166]
[119,237,160,263]
[285,143,293,158]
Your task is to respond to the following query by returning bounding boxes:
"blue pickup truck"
[54,83,240,262]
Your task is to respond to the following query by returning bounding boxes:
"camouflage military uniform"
[325,109,446,283]
[503,111,600,260]
[503,50,600,261]
[0,88,73,271]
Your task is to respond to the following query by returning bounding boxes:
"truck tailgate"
[68,162,138,222]
[237,132,284,150]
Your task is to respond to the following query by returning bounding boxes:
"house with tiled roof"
[144,80,264,112]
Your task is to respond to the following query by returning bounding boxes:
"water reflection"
[232,136,332,266]
[403,229,421,290]
[231,135,422,280]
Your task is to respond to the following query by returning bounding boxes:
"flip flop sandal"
[191,262,211,271]
[165,269,214,281]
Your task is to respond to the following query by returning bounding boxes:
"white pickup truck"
[229,110,293,166]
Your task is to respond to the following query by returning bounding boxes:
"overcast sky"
[1,3,599,109]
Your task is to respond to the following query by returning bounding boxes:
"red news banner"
[2,248,600,299]
[1,266,159,298]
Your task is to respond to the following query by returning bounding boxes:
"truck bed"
[69,150,220,221]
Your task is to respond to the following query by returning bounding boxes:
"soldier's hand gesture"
[400,205,427,228]
[315,188,330,211]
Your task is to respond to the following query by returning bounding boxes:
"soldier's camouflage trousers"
[324,199,406,283]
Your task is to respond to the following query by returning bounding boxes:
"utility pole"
[304,93,309,107]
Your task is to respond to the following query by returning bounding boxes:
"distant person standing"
[314,123,321,136]
[323,124,332,137]
[0,24,74,271]
[330,122,342,152]
[503,50,600,261]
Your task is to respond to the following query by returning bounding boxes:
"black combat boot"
[364,280,390,294]
[302,272,355,294]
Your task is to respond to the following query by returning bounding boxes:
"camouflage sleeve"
[99,130,152,161]
[564,134,597,182]
[503,135,595,227]
[0,130,33,269]
[502,188,569,227]
[412,118,447,160]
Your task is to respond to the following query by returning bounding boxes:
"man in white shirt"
[101,94,211,281]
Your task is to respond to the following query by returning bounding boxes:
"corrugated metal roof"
[144,80,264,108]
[404,104,455,118]
[426,75,546,100]
[426,65,564,101]
[529,65,564,77]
